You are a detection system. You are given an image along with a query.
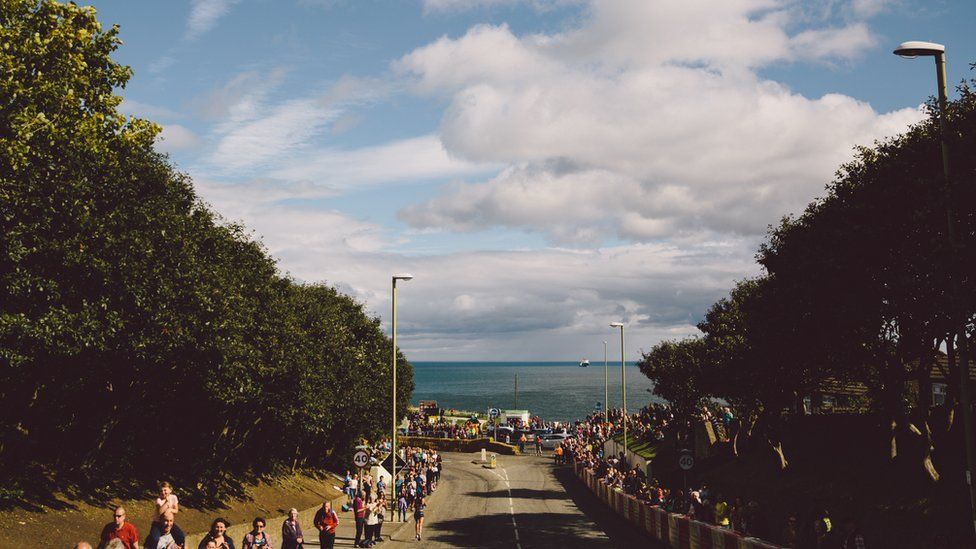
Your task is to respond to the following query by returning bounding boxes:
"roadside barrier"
[399,436,519,455]
[572,461,785,549]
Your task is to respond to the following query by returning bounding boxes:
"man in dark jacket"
[144,511,185,549]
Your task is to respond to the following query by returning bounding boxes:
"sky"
[89,0,976,361]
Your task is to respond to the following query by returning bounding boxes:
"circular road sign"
[678,452,695,471]
[353,450,370,469]
[489,407,500,418]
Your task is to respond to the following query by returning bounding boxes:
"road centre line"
[489,466,522,549]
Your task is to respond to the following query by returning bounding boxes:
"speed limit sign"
[678,452,695,471]
[352,450,370,469]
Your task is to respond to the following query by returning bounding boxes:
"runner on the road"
[413,495,427,541]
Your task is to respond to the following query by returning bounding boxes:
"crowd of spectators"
[556,404,868,549]
[404,410,482,439]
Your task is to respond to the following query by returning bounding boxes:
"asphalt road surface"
[377,452,667,548]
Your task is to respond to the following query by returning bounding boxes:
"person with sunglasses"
[241,517,273,549]
[99,506,140,549]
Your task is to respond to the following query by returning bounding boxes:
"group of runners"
[338,445,441,546]
[74,481,309,549]
[74,444,443,549]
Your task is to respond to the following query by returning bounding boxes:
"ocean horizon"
[410,360,660,423]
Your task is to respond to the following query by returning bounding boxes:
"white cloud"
[163,0,923,360]
[789,23,876,62]
[393,2,923,244]
[422,0,580,13]
[156,124,202,153]
[270,134,498,190]
[120,99,183,121]
[209,98,339,172]
[186,0,241,39]
[202,186,756,359]
[850,0,896,18]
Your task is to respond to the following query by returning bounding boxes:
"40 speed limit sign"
[353,450,371,469]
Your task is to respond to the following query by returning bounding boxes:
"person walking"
[374,494,386,543]
[198,518,235,549]
[280,509,304,549]
[413,495,426,541]
[364,496,379,547]
[149,482,180,540]
[313,501,338,549]
[397,491,408,523]
[363,472,373,502]
[241,517,273,549]
[144,511,185,549]
[99,506,140,549]
[535,435,543,456]
[353,491,366,547]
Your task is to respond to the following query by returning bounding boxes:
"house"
[808,353,976,413]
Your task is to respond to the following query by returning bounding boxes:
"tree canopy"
[0,0,412,503]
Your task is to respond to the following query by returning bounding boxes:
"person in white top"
[364,496,380,546]
[150,482,179,538]
[348,476,359,506]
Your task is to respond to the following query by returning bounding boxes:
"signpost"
[380,453,406,474]
[353,450,371,469]
[489,407,500,442]
[678,449,694,495]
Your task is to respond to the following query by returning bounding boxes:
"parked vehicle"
[538,433,571,449]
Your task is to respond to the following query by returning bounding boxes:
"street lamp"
[603,340,609,421]
[610,322,627,458]
[391,273,413,521]
[894,40,976,537]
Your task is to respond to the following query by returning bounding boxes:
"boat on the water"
[579,359,589,367]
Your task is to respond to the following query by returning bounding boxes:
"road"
[374,452,666,548]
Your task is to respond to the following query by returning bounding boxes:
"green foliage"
[0,1,411,501]
[638,338,708,422]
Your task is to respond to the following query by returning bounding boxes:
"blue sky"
[90,0,976,360]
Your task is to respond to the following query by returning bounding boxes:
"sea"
[410,361,662,423]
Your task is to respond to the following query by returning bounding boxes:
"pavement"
[314,451,665,548]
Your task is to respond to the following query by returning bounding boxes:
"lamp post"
[894,40,976,537]
[610,322,627,457]
[391,273,413,521]
[603,340,609,420]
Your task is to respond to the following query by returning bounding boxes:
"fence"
[572,460,784,549]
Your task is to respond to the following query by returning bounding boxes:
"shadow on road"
[425,510,608,548]
[461,488,570,499]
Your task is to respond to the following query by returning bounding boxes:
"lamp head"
[610,322,624,328]
[392,273,414,281]
[893,41,945,58]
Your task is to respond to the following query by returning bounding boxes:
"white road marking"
[489,465,523,549]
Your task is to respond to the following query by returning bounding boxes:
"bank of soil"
[0,472,344,548]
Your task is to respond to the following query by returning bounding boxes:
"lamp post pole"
[610,323,627,457]
[894,41,976,537]
[604,340,609,420]
[391,273,413,522]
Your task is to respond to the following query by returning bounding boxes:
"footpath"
[186,489,419,548]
